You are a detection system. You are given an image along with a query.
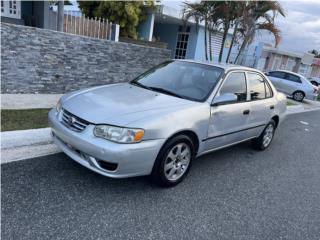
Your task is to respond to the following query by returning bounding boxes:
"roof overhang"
[263,47,302,59]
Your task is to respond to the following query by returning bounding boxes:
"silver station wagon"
[49,60,287,187]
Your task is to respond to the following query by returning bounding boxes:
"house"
[257,46,314,77]
[232,41,317,78]
[138,5,233,62]
[50,0,82,17]
[311,58,320,78]
[1,0,50,29]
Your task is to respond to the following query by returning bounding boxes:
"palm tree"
[234,1,285,64]
[183,1,220,61]
[215,1,240,62]
[225,1,247,63]
[183,2,208,60]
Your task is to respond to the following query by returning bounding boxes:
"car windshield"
[131,61,224,102]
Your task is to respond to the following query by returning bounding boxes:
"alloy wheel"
[262,124,274,148]
[164,143,191,181]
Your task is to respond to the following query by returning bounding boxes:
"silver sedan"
[266,70,318,101]
[49,60,287,187]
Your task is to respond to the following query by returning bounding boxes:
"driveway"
[2,110,320,240]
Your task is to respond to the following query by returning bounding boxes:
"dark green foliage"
[77,1,155,39]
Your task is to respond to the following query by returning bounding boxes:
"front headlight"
[94,125,144,143]
[56,98,62,113]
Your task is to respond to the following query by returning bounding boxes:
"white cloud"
[274,1,320,53]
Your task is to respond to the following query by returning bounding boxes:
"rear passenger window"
[247,73,269,100]
[285,73,301,83]
[219,72,247,102]
[269,71,285,78]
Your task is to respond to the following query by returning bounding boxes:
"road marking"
[300,121,309,125]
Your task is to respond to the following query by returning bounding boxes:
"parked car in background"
[309,77,320,87]
[49,60,287,187]
[265,70,318,101]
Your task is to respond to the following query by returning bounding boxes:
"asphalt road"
[2,110,320,240]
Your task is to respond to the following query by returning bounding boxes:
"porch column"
[138,12,154,41]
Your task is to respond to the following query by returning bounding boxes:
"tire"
[252,120,276,151]
[151,135,195,187]
[292,91,305,102]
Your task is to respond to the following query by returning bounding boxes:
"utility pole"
[57,0,64,31]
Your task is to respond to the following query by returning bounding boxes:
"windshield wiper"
[148,87,183,99]
[131,82,183,99]
[130,81,153,90]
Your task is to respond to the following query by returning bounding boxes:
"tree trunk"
[218,23,229,63]
[209,28,212,61]
[57,1,64,32]
[204,19,208,61]
[235,20,255,64]
[235,37,248,64]
[226,22,238,63]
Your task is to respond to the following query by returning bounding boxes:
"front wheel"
[252,120,276,150]
[151,135,195,187]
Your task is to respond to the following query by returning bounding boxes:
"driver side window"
[219,72,247,102]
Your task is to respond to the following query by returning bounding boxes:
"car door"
[204,71,252,151]
[246,72,275,137]
[267,71,286,91]
[280,73,302,95]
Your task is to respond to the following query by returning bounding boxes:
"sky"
[275,0,320,53]
[163,0,320,54]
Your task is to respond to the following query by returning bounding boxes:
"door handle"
[243,109,250,115]
[270,105,275,109]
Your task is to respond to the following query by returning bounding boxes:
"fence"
[48,10,119,41]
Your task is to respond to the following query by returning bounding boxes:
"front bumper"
[48,109,165,178]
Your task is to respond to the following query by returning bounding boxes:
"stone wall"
[1,23,171,93]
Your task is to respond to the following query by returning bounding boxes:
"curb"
[1,128,61,164]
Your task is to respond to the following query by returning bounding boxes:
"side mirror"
[211,93,238,106]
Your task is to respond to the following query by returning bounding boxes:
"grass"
[286,100,297,106]
[1,109,50,132]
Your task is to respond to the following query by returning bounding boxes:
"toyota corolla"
[49,60,287,187]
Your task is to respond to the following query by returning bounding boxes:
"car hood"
[63,83,196,126]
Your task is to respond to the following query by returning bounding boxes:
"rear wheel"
[252,120,276,150]
[310,81,318,86]
[151,135,195,187]
[292,91,305,102]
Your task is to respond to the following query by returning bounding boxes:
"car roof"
[175,59,262,72]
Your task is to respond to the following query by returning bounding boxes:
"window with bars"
[175,26,190,59]
[1,0,20,18]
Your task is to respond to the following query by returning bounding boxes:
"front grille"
[61,109,89,132]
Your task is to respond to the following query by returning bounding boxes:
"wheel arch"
[164,130,200,155]
[292,90,305,96]
[271,115,279,129]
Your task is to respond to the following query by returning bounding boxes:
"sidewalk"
[1,94,62,109]
[1,94,62,163]
[286,98,320,114]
